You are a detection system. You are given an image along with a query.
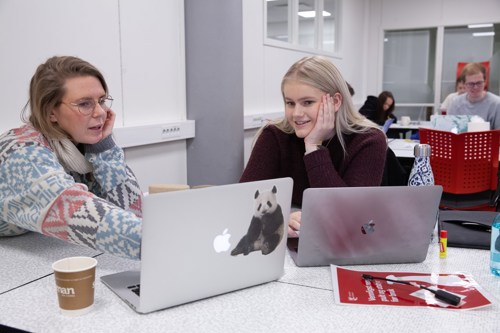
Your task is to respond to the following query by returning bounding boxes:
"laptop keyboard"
[127,284,141,296]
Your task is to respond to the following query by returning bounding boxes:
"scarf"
[48,138,93,174]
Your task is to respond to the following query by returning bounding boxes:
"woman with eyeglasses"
[448,62,500,129]
[0,56,142,259]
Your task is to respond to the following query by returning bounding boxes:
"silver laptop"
[101,178,293,313]
[287,185,443,267]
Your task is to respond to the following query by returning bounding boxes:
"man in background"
[448,62,500,129]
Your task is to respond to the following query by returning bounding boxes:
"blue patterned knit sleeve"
[85,135,143,218]
[0,127,142,260]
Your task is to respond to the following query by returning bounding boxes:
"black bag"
[438,210,498,250]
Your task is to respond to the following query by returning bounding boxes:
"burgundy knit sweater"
[240,125,387,206]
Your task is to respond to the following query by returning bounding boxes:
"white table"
[388,121,431,139]
[1,232,499,333]
[388,139,419,158]
[390,121,431,130]
[0,232,101,294]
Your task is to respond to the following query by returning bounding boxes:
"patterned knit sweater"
[240,125,387,206]
[0,124,143,259]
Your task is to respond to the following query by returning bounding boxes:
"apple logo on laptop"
[361,220,375,234]
[213,228,231,253]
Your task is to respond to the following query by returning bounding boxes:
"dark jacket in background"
[359,95,397,126]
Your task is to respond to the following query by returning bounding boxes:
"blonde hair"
[460,62,486,80]
[22,56,108,139]
[255,56,380,152]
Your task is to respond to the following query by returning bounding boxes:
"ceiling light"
[298,10,331,18]
[468,23,493,29]
[473,32,495,37]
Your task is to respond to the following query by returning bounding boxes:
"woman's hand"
[102,109,116,139]
[304,93,341,148]
[288,211,302,237]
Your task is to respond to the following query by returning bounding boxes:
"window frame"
[264,0,342,58]
[382,23,499,120]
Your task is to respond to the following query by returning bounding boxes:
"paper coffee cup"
[52,256,97,316]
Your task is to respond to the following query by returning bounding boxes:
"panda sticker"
[231,185,284,256]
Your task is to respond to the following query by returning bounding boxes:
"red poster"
[331,265,492,310]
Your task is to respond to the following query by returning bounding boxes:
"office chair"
[419,128,500,211]
[381,147,409,186]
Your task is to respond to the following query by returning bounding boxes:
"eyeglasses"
[465,81,485,89]
[62,96,113,116]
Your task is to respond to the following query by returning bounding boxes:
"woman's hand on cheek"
[288,211,302,237]
[102,109,116,138]
[304,94,337,145]
[322,93,337,130]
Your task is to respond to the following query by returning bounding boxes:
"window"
[441,24,497,101]
[266,0,290,43]
[383,28,437,104]
[382,23,499,121]
[383,28,437,121]
[265,0,340,55]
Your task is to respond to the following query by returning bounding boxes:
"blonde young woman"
[240,56,387,236]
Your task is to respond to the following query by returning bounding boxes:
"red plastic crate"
[419,128,500,194]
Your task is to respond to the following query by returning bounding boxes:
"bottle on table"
[490,214,500,276]
[408,144,438,244]
[408,144,434,186]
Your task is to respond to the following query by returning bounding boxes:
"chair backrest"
[419,128,500,194]
[381,147,408,186]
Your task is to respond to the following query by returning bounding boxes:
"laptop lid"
[288,185,443,267]
[101,178,293,313]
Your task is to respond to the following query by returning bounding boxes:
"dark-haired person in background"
[359,91,396,126]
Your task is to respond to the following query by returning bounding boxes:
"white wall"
[0,0,188,191]
[0,0,122,131]
[118,0,188,190]
[119,0,186,127]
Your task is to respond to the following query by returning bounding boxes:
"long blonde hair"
[255,56,380,152]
